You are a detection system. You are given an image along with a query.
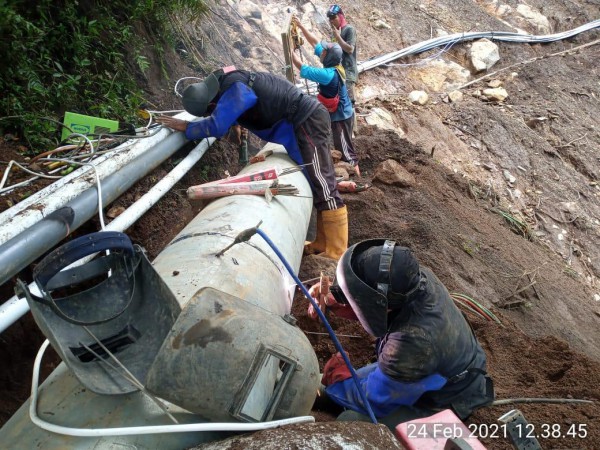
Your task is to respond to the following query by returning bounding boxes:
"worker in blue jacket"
[292,16,359,176]
[309,239,495,428]
[156,68,348,260]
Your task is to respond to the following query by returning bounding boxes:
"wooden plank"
[281,16,296,84]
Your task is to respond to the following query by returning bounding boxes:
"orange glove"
[307,281,358,321]
[321,352,352,386]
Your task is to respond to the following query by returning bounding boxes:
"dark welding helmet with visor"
[182,70,222,117]
[336,239,425,337]
[16,231,181,395]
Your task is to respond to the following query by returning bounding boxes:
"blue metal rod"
[254,228,378,424]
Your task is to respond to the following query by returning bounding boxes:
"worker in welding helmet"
[155,67,348,260]
[311,239,494,428]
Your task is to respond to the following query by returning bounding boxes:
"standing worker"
[327,5,358,132]
[291,16,359,176]
[155,68,348,260]
[309,239,495,429]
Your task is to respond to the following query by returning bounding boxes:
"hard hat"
[327,4,342,19]
[182,71,221,117]
[336,239,423,337]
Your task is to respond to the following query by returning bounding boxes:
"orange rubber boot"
[320,205,348,260]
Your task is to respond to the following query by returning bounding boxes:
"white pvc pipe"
[105,137,215,232]
[0,137,215,334]
[0,113,196,246]
[30,340,314,437]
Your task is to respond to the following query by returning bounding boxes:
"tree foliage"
[0,0,207,150]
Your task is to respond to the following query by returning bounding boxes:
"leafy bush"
[0,0,207,151]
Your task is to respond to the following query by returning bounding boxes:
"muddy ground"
[1,0,599,448]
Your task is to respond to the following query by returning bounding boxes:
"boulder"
[364,107,403,134]
[410,59,471,91]
[448,90,464,103]
[335,161,358,176]
[516,4,551,34]
[483,87,508,102]
[374,159,415,187]
[335,167,350,181]
[470,39,500,72]
[331,149,343,163]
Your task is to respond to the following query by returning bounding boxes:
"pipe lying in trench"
[0,144,319,449]
[0,136,215,334]
[0,127,170,245]
[0,127,193,287]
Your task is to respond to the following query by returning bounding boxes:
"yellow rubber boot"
[321,205,348,260]
[304,211,326,255]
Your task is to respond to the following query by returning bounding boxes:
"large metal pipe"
[0,144,317,449]
[0,131,188,286]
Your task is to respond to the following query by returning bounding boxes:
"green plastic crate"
[61,112,119,141]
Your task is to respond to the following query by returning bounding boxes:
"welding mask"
[16,231,181,395]
[336,239,424,337]
[182,71,222,117]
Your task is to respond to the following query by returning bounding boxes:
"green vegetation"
[0,0,207,151]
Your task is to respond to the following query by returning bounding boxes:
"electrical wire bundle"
[451,292,503,325]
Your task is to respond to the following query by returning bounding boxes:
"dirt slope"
[1,0,599,448]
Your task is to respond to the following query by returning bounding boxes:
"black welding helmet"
[16,232,181,395]
[182,71,222,117]
[336,239,424,337]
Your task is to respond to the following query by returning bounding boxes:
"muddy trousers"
[332,117,358,166]
[296,105,347,260]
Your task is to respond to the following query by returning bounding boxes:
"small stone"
[488,79,503,88]
[106,206,126,219]
[503,170,516,183]
[448,90,463,102]
[373,19,391,30]
[483,87,508,101]
[408,90,429,105]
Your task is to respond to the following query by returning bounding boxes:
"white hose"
[30,339,314,437]
[358,19,600,72]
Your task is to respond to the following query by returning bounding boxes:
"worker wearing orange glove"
[309,239,495,429]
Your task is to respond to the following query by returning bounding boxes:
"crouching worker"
[156,68,348,260]
[309,239,494,429]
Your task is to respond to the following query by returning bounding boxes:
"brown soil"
[1,0,600,448]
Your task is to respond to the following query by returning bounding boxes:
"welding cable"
[451,293,503,326]
[253,228,378,424]
[451,296,487,321]
[29,340,315,437]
